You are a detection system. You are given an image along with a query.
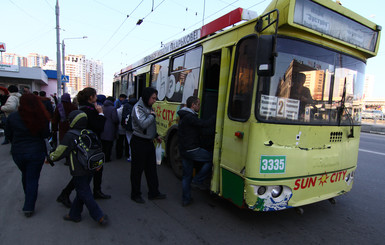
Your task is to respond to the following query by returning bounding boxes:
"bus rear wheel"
[169,135,183,179]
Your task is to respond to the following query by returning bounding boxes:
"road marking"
[359,149,385,156]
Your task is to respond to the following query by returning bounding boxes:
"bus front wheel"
[169,135,183,179]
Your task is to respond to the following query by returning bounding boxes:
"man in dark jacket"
[49,110,108,226]
[177,96,215,207]
[120,95,138,161]
[39,91,54,117]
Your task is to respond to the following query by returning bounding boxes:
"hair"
[106,96,115,102]
[33,91,39,95]
[128,94,136,99]
[186,96,199,108]
[18,94,50,136]
[142,87,158,107]
[8,85,18,93]
[39,91,46,97]
[77,87,96,105]
[119,94,127,99]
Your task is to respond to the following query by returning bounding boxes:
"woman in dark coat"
[52,93,77,142]
[100,97,119,162]
[5,94,50,217]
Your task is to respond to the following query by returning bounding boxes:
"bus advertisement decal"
[260,155,286,174]
[293,170,347,190]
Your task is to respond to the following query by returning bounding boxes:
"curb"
[361,124,385,135]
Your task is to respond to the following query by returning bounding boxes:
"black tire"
[169,135,183,179]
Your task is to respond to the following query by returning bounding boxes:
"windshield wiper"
[337,77,354,138]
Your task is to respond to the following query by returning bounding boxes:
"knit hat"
[0,86,9,95]
[61,93,71,103]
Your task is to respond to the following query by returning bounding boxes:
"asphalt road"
[0,132,384,245]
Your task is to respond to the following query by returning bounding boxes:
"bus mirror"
[257,35,276,77]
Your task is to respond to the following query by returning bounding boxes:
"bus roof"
[115,7,257,76]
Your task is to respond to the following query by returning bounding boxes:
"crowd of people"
[0,85,215,226]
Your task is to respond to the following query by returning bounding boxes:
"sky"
[1,0,384,97]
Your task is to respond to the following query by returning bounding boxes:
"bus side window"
[150,59,169,101]
[228,36,258,121]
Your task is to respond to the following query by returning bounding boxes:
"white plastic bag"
[155,144,163,165]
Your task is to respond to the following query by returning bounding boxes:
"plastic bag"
[155,144,163,165]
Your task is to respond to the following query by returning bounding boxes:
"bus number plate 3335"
[260,156,286,174]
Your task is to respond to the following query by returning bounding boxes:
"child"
[49,110,108,226]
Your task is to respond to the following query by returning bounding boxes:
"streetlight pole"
[61,36,87,93]
[55,0,61,99]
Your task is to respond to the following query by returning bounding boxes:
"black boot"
[57,192,72,208]
[93,190,111,199]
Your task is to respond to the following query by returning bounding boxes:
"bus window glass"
[151,59,169,101]
[122,74,128,95]
[185,48,202,69]
[256,38,365,125]
[172,56,184,71]
[169,47,202,103]
[128,73,135,96]
[229,37,258,120]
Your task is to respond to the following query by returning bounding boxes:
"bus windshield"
[256,38,366,125]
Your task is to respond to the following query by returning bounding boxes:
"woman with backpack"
[56,88,110,209]
[5,94,51,217]
[49,110,108,226]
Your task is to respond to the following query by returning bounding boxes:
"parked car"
[362,110,384,120]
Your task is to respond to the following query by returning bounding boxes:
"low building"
[0,65,48,92]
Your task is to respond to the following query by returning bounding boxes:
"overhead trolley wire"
[95,0,145,58]
[99,0,167,59]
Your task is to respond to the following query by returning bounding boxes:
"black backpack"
[121,103,133,131]
[68,129,105,170]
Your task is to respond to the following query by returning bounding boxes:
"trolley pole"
[56,0,61,99]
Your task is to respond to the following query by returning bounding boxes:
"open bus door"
[113,80,120,99]
[135,73,146,99]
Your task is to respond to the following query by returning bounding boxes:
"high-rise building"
[42,60,56,70]
[86,59,103,94]
[64,54,87,92]
[1,53,27,66]
[27,53,49,67]
[1,51,103,96]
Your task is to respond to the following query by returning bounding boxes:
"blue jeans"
[69,174,104,222]
[181,148,213,203]
[12,152,45,212]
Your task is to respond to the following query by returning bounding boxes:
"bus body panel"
[246,123,360,179]
[113,0,380,211]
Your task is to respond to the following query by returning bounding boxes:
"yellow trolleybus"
[113,0,381,211]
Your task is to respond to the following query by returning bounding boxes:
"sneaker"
[131,196,145,204]
[98,215,109,226]
[127,157,131,162]
[148,193,167,200]
[63,214,81,223]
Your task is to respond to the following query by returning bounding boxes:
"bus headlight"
[257,186,267,195]
[271,186,283,198]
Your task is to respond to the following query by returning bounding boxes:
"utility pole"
[56,0,61,99]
